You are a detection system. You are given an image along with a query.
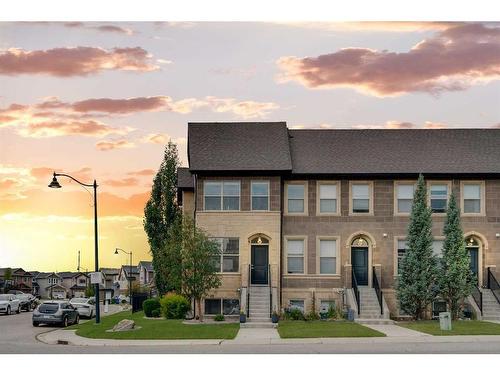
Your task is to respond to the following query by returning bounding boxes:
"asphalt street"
[2,310,500,354]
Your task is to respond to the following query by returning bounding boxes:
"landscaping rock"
[111,319,135,332]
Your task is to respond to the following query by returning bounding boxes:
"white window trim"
[427,180,452,216]
[284,181,308,216]
[393,236,407,277]
[210,237,240,274]
[393,180,416,216]
[316,236,341,275]
[250,180,270,212]
[349,181,374,216]
[316,181,341,216]
[460,180,486,216]
[284,236,307,275]
[203,180,241,212]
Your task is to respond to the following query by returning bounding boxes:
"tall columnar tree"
[143,141,182,295]
[3,268,12,293]
[397,174,438,320]
[437,192,474,320]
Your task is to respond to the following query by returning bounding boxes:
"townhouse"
[177,122,500,322]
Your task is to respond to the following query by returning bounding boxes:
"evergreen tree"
[397,174,438,320]
[438,192,474,320]
[143,141,182,295]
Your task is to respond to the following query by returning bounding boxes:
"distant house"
[34,272,67,299]
[138,261,154,287]
[100,268,120,302]
[58,272,89,298]
[117,265,139,294]
[0,268,33,293]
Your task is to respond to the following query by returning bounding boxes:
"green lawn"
[398,320,500,336]
[277,320,385,338]
[68,311,239,340]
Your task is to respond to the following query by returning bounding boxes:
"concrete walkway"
[233,328,280,344]
[362,324,430,337]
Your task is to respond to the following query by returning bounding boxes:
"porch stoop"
[241,285,273,328]
[481,289,500,321]
[356,287,394,325]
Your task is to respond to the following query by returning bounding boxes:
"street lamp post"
[48,172,101,324]
[115,248,133,310]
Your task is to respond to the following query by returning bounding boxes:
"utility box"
[439,312,452,331]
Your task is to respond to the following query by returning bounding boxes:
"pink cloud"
[103,177,139,187]
[127,169,155,176]
[19,120,130,138]
[71,96,170,114]
[277,23,500,96]
[0,46,158,76]
[95,139,135,151]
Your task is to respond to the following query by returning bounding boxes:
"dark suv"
[32,301,79,327]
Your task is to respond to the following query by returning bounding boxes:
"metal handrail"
[372,267,383,315]
[268,264,272,317]
[488,267,500,305]
[352,269,360,315]
[471,284,483,314]
[247,264,251,317]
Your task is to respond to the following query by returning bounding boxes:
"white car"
[69,297,95,318]
[0,294,21,315]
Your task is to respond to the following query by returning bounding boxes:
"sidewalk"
[362,324,430,337]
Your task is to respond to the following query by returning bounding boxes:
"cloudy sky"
[0,21,499,272]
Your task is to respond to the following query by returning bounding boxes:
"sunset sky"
[0,21,499,272]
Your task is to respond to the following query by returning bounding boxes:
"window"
[320,300,336,312]
[251,181,269,211]
[211,238,239,273]
[397,239,408,275]
[204,181,240,211]
[78,278,86,285]
[318,183,338,214]
[289,299,305,313]
[463,183,481,214]
[432,240,444,258]
[430,184,448,213]
[396,183,414,214]
[352,183,370,213]
[319,239,337,274]
[204,298,240,315]
[287,239,305,274]
[287,184,305,213]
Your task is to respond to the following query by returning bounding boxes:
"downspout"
[279,175,284,311]
[191,172,198,319]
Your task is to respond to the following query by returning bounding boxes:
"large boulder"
[111,319,135,332]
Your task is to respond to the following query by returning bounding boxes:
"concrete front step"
[240,321,275,328]
[356,318,394,325]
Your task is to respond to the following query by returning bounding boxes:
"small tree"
[437,193,475,320]
[176,217,221,321]
[3,268,12,293]
[397,174,438,320]
[85,284,95,297]
[144,141,182,295]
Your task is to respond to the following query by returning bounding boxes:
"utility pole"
[77,250,81,272]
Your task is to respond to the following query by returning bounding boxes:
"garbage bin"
[347,309,355,322]
[439,312,452,331]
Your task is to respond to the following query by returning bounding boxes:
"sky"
[0,21,499,272]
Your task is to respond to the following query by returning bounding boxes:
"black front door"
[469,248,479,283]
[351,247,369,286]
[251,245,269,284]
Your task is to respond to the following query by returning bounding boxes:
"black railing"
[268,264,272,318]
[471,284,483,314]
[247,264,251,318]
[372,267,383,316]
[352,269,360,315]
[488,267,500,305]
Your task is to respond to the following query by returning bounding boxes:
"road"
[2,310,500,353]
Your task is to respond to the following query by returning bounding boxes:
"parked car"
[32,301,79,327]
[69,297,95,318]
[17,294,37,312]
[0,294,21,315]
[6,290,25,295]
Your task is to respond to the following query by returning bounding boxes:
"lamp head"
[48,173,62,189]
[114,248,119,255]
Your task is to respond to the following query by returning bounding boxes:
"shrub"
[327,305,337,319]
[214,313,225,321]
[283,307,305,321]
[151,308,161,318]
[305,311,320,321]
[160,293,191,319]
[143,298,161,317]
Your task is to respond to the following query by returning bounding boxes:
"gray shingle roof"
[188,122,292,172]
[138,261,154,272]
[288,128,500,175]
[177,167,194,189]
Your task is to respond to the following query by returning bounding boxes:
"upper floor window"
[251,181,269,211]
[211,238,239,273]
[430,183,448,213]
[287,184,305,214]
[462,182,484,215]
[319,239,337,274]
[204,181,240,211]
[396,183,414,214]
[286,238,305,274]
[318,182,339,214]
[351,183,371,214]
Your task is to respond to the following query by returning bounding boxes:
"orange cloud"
[72,96,170,114]
[0,46,158,76]
[95,139,135,151]
[127,169,155,176]
[18,120,131,138]
[277,23,500,96]
[103,177,139,187]
[140,133,169,144]
[203,96,280,119]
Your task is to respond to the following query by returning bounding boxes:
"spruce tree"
[143,141,182,295]
[397,174,438,320]
[437,192,474,320]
